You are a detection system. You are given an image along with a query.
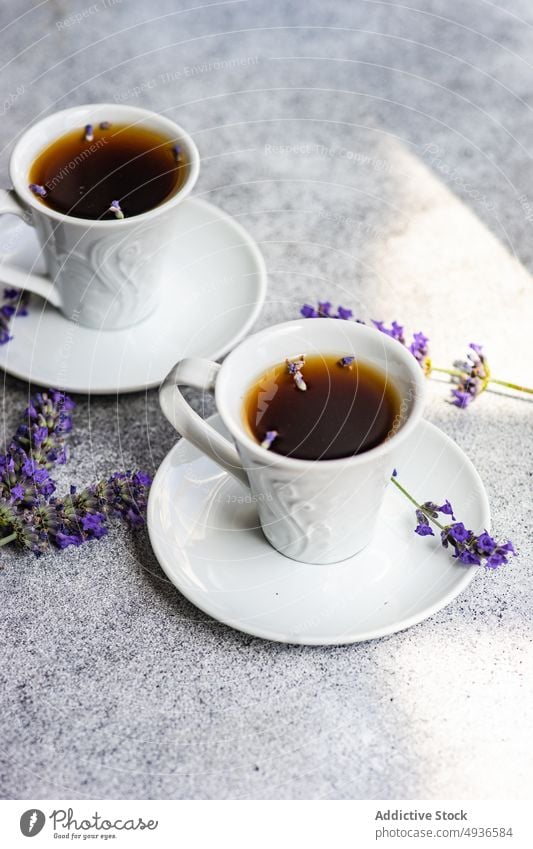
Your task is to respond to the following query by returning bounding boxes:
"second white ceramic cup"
[0,103,200,330]
[160,318,426,564]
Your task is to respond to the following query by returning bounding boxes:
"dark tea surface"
[244,353,400,460]
[29,123,185,220]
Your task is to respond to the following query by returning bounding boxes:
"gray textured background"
[0,0,532,800]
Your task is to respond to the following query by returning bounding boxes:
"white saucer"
[0,198,266,394]
[148,414,490,645]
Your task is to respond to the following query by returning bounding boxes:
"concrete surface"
[0,0,531,799]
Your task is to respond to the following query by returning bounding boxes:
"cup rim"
[9,103,200,227]
[215,318,427,469]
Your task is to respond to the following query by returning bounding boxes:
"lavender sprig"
[0,288,30,345]
[0,389,74,508]
[431,343,532,406]
[0,391,151,556]
[391,475,516,569]
[449,343,490,408]
[301,303,432,375]
[301,303,533,402]
[0,471,152,555]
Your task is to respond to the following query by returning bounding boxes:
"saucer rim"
[0,197,267,395]
[147,414,488,646]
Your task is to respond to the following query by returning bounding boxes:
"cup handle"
[159,358,250,487]
[0,189,62,308]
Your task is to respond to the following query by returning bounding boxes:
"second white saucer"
[148,414,490,645]
[0,198,266,394]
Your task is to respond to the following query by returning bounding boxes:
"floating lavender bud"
[260,430,278,450]
[84,124,94,142]
[286,356,307,390]
[109,200,124,219]
[172,144,181,161]
[99,121,111,130]
[28,183,47,198]
[338,356,355,368]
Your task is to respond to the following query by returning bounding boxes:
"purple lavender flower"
[438,500,455,519]
[12,389,75,468]
[260,430,278,450]
[415,508,435,536]
[450,343,490,408]
[109,200,124,219]
[0,289,31,347]
[448,522,470,544]
[415,522,434,537]
[338,356,355,368]
[409,331,432,374]
[451,389,472,408]
[458,549,481,565]
[372,320,406,344]
[286,356,305,375]
[337,306,353,320]
[476,531,496,554]
[84,124,94,142]
[301,304,318,318]
[172,144,181,161]
[55,531,83,549]
[28,183,47,198]
[81,512,108,539]
[486,552,506,569]
[10,483,25,502]
[99,121,111,130]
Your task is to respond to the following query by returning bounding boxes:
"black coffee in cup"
[29,122,187,220]
[243,353,400,460]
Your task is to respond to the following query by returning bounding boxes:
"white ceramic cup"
[160,318,426,564]
[0,103,200,330]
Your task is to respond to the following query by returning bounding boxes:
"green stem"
[0,532,17,547]
[489,377,533,394]
[431,366,533,395]
[390,476,445,531]
[431,366,463,378]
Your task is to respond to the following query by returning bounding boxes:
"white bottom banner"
[0,799,531,848]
